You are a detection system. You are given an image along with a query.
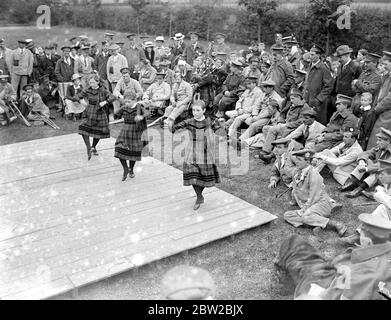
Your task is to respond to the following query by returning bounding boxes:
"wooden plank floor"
[0,133,276,300]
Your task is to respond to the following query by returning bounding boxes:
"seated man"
[142,72,171,118]
[242,56,261,80]
[37,74,58,110]
[313,128,363,186]
[239,79,284,141]
[159,59,175,88]
[341,127,391,198]
[276,214,391,300]
[258,88,312,164]
[113,67,143,116]
[341,159,391,245]
[271,108,325,151]
[283,149,347,237]
[20,83,51,122]
[213,60,245,118]
[312,94,358,153]
[163,69,193,125]
[225,76,264,138]
[139,59,157,91]
[0,73,17,125]
[268,140,298,190]
[175,59,193,83]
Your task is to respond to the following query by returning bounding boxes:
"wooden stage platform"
[0,134,276,300]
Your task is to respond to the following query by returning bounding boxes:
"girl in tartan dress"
[114,100,148,181]
[78,74,115,160]
[169,100,220,210]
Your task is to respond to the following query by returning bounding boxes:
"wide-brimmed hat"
[334,45,353,57]
[230,60,243,67]
[155,36,165,42]
[173,33,185,41]
[17,39,28,44]
[144,41,154,48]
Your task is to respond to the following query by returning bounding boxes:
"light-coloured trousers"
[11,74,28,98]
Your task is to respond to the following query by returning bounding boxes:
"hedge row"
[5,1,391,53]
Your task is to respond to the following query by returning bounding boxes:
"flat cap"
[364,52,382,63]
[231,60,243,67]
[334,45,353,57]
[161,265,215,300]
[126,33,137,38]
[336,94,353,105]
[289,87,303,98]
[108,44,120,51]
[310,44,325,55]
[260,79,276,87]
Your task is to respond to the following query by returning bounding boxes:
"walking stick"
[10,101,31,127]
[147,116,164,128]
[275,187,292,199]
[352,202,378,207]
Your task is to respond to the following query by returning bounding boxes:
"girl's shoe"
[193,196,204,211]
[87,148,92,161]
[122,167,129,181]
[128,170,135,178]
[91,147,98,156]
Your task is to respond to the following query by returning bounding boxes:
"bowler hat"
[310,44,325,55]
[161,265,215,300]
[334,45,353,57]
[260,79,276,87]
[376,127,391,141]
[358,213,391,238]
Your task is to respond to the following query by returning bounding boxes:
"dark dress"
[353,105,377,150]
[77,86,115,139]
[171,117,220,187]
[114,105,148,161]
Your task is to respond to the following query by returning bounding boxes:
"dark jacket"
[92,52,110,81]
[351,69,382,110]
[55,57,75,82]
[335,59,361,97]
[323,108,358,142]
[182,42,204,66]
[303,61,334,125]
[144,49,155,66]
[266,59,295,98]
[66,85,83,102]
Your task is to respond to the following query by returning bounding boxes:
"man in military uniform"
[213,60,245,118]
[211,33,230,57]
[265,44,295,98]
[351,52,382,110]
[276,213,391,300]
[123,33,146,80]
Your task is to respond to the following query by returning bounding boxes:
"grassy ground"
[1,26,376,300]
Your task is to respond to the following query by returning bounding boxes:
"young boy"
[353,92,377,150]
[283,149,347,237]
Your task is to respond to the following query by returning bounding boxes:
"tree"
[238,0,278,42]
[307,0,353,54]
[127,0,150,35]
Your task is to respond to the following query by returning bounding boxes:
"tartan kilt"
[114,119,148,161]
[183,162,220,187]
[78,104,110,139]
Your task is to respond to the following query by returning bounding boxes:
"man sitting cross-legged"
[283,149,348,237]
[142,71,171,118]
[313,128,363,186]
[340,127,391,199]
[258,88,312,164]
[312,94,358,153]
[239,79,284,142]
[224,76,264,139]
[163,69,193,126]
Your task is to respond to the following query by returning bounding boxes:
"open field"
[0,25,377,300]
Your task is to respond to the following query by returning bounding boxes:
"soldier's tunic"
[213,72,245,112]
[351,69,382,110]
[270,152,296,187]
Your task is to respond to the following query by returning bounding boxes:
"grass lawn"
[0,26,376,300]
